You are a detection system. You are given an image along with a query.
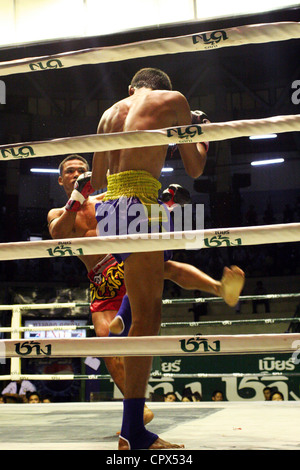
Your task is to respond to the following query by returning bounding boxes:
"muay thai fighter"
[91,67,244,450]
[48,153,244,441]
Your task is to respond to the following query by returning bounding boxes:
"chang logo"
[47,244,84,257]
[0,146,35,160]
[204,235,242,247]
[179,335,220,353]
[15,341,52,357]
[29,59,63,71]
[192,30,228,48]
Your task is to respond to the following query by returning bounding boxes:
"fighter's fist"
[191,110,210,125]
[65,172,95,212]
[161,184,191,208]
[191,110,210,152]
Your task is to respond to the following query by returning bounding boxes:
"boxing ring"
[0,401,299,450]
[0,20,300,451]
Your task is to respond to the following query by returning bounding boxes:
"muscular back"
[92,88,195,188]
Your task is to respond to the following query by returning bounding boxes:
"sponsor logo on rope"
[192,30,228,49]
[0,145,35,159]
[179,335,220,353]
[0,80,6,104]
[47,243,84,257]
[204,234,242,247]
[166,124,203,143]
[14,340,52,356]
[29,59,63,72]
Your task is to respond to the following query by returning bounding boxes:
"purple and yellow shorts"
[95,170,173,263]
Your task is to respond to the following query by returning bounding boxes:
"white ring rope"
[0,21,299,76]
[162,293,300,305]
[0,317,298,334]
[0,115,299,161]
[0,223,298,261]
[1,333,300,358]
[0,293,298,334]
[1,371,299,382]
[162,317,300,328]
[0,293,298,311]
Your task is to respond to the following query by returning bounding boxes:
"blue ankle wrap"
[120,398,158,450]
[108,294,132,337]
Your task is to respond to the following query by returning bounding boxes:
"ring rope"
[0,293,297,311]
[0,318,298,334]
[1,371,300,381]
[0,294,298,334]
[0,223,298,261]
[0,325,94,333]
[0,317,299,334]
[2,333,300,358]
[161,317,300,328]
[0,21,299,76]
[162,293,300,305]
[0,115,300,161]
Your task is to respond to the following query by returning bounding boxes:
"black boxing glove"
[161,184,191,208]
[191,110,210,152]
[65,172,95,212]
[191,110,210,125]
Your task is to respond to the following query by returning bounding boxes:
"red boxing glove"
[191,110,210,152]
[65,172,95,212]
[161,184,191,209]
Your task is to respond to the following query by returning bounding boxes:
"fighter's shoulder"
[47,206,64,223]
[97,100,128,132]
[156,90,188,107]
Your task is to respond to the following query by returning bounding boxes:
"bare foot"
[219,265,245,307]
[109,316,123,335]
[118,436,185,450]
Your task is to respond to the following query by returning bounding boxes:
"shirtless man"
[91,68,244,450]
[49,152,244,447]
[48,154,157,427]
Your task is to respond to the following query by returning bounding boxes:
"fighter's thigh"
[124,251,164,312]
[124,251,164,292]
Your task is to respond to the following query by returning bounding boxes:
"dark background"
[0,5,299,287]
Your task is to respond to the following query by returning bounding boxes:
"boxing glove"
[65,172,95,212]
[191,110,210,125]
[161,184,191,208]
[191,110,210,152]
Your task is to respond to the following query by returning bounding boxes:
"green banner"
[92,352,300,402]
